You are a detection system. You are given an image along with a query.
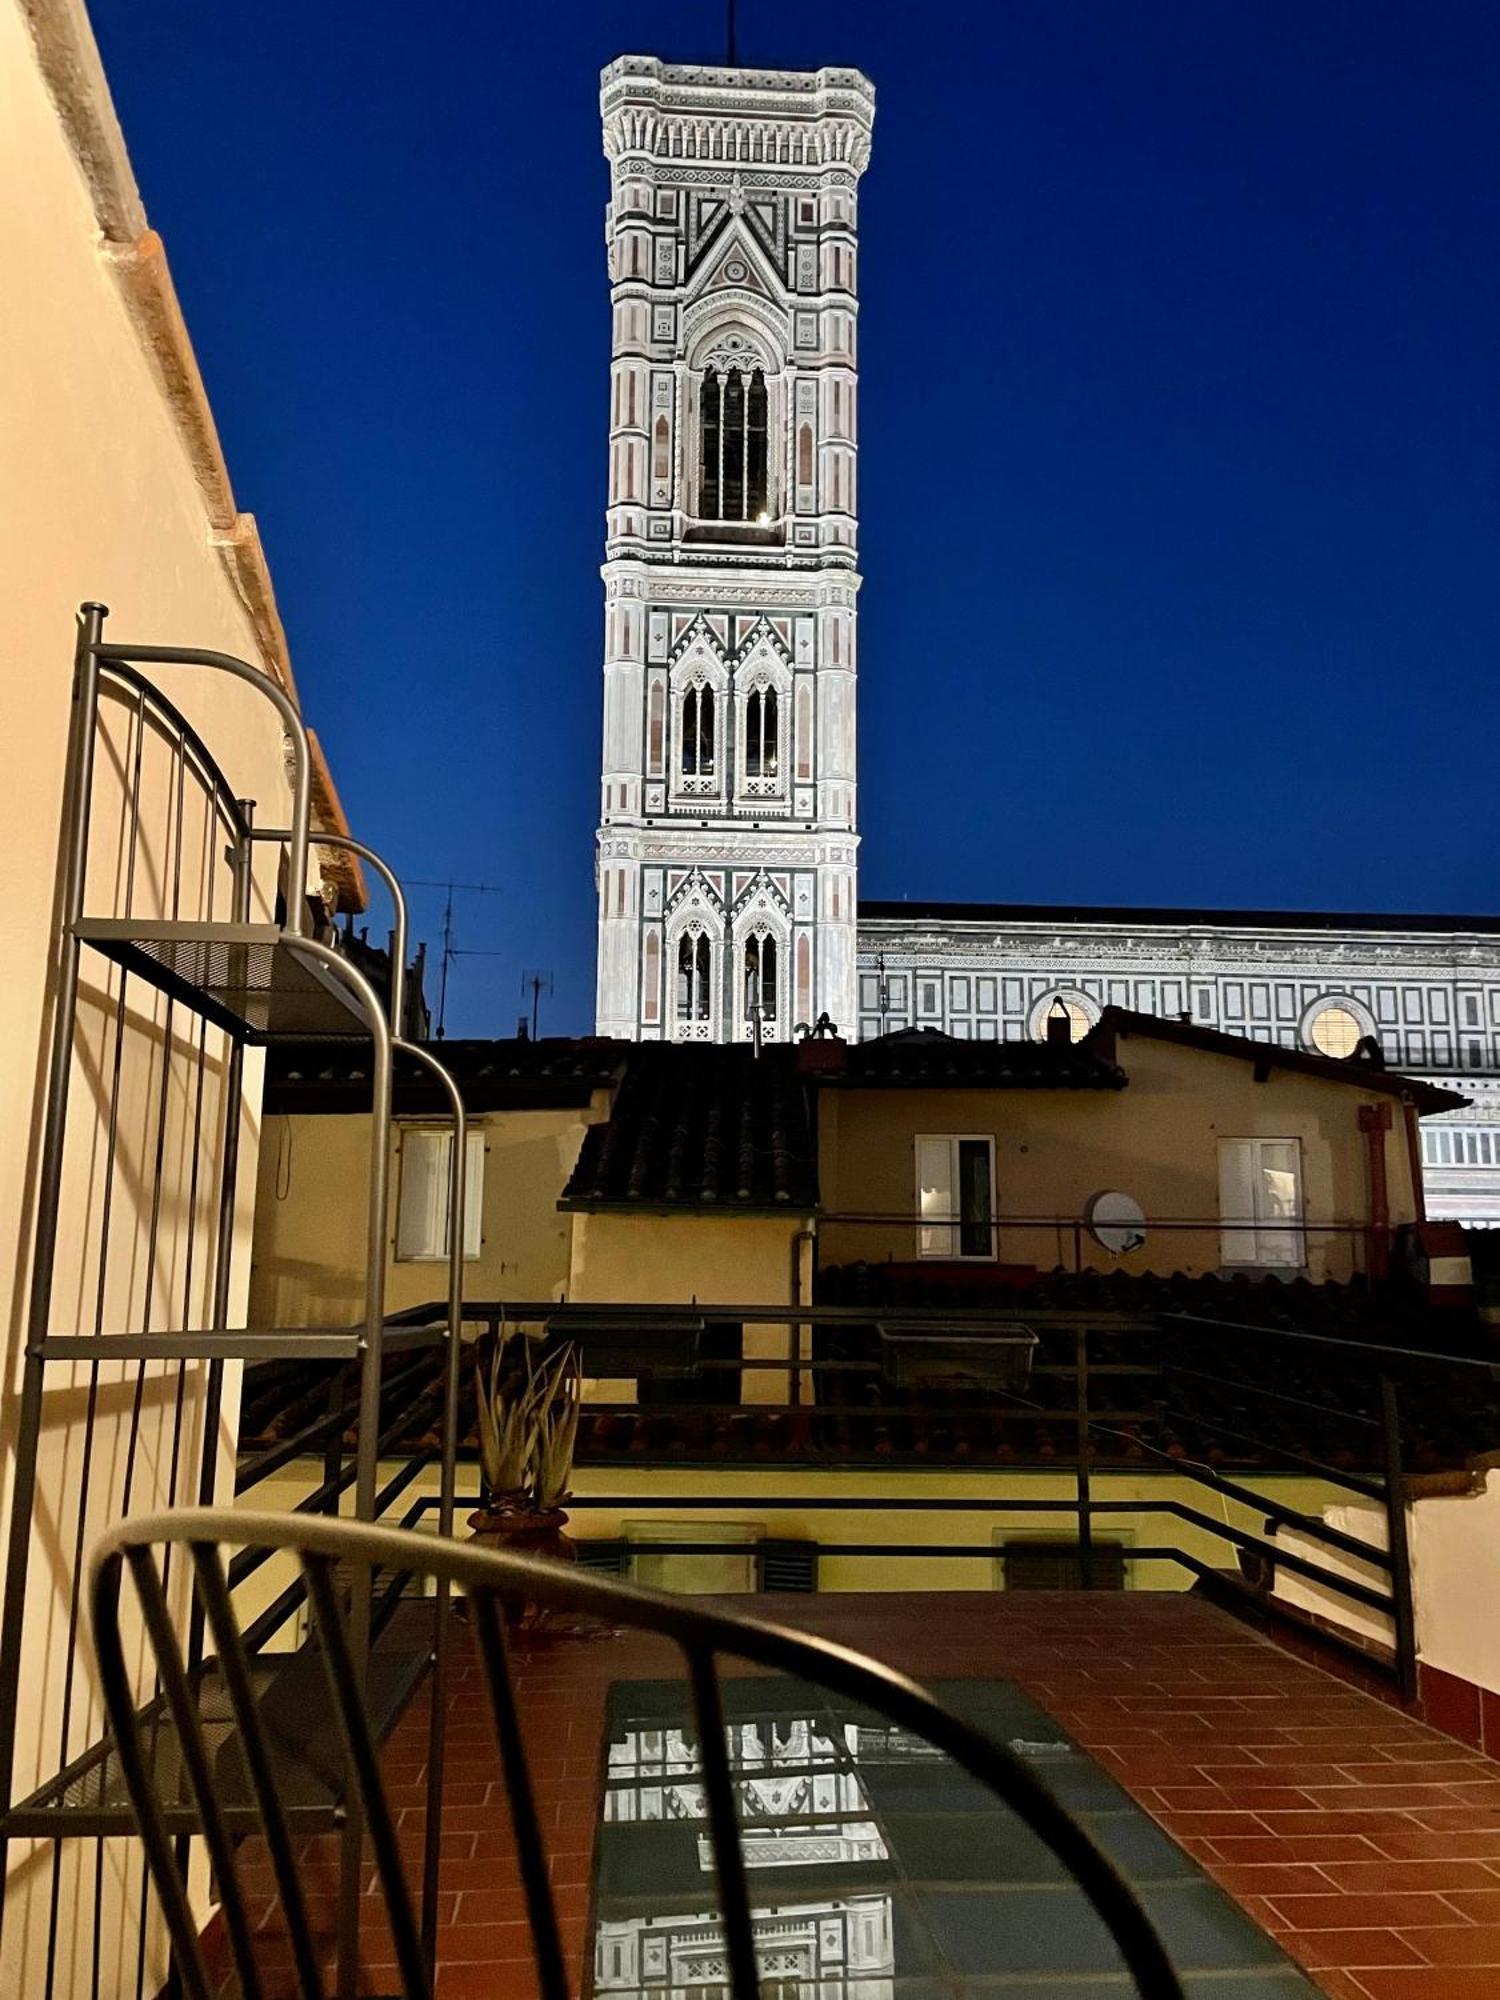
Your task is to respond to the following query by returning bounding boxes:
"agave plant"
[529,1344,581,1513]
[473,1329,580,1514]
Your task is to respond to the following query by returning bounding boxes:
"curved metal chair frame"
[90,1507,1187,2000]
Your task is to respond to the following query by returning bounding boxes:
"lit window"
[1032,993,1095,1043]
[676,932,712,1025]
[744,933,778,1024]
[1218,1138,1304,1268]
[699,364,768,522]
[1308,1005,1362,1059]
[395,1129,484,1261]
[744,686,779,777]
[680,684,715,777]
[916,1135,995,1260]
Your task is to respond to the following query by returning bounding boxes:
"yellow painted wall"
[250,1105,602,1327]
[0,8,318,1990]
[249,1458,1346,1599]
[568,1210,811,1402]
[819,1031,1423,1283]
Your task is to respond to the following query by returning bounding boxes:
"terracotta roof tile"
[563,1043,816,1210]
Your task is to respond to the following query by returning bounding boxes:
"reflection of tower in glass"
[595,1713,898,1995]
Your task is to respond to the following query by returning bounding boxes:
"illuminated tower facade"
[594,56,875,1040]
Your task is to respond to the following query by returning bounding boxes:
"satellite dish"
[1086,1190,1147,1255]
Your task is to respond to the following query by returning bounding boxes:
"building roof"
[1086,1007,1467,1115]
[561,1043,817,1211]
[835,1025,1126,1090]
[263,1036,625,1116]
[859,898,1500,938]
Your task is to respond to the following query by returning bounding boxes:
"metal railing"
[367,1296,1500,1702]
[90,1507,1189,2000]
[0,608,471,2000]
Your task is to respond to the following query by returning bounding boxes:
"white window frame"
[1217,1137,1304,1269]
[395,1128,485,1262]
[915,1134,997,1262]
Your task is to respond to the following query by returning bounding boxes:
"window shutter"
[574,1538,630,1576]
[1217,1139,1256,1266]
[396,1130,484,1260]
[396,1130,445,1259]
[916,1137,956,1258]
[757,1538,819,1594]
[462,1131,485,1259]
[1002,1542,1125,1592]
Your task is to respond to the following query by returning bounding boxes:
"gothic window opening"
[744,933,779,1024]
[744,686,779,778]
[681,683,715,777]
[677,931,712,1024]
[699,363,769,523]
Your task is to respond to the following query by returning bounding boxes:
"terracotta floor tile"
[1210,1835,1383,1865]
[1397,1925,1500,1966]
[1436,1888,1500,1922]
[1315,1859,1500,1894]
[1262,1894,1464,1932]
[1348,1972,1500,1998]
[1368,1830,1500,1861]
[1273,1928,1425,1969]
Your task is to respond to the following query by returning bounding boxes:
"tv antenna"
[408,877,503,1038]
[520,969,554,1041]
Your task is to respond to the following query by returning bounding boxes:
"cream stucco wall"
[1275,1474,1500,1701]
[818,1034,1423,1282]
[0,6,318,1992]
[250,1106,602,1328]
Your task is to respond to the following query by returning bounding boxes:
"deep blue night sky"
[89,2,1500,1035]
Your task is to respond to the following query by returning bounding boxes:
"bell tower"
[594,56,875,1041]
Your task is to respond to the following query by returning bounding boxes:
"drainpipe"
[791,1226,815,1409]
[1358,1102,1393,1280]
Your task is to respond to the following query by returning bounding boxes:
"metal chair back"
[89,1506,1187,2000]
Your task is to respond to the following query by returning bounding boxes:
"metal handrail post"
[95,641,313,936]
[298,829,410,1034]
[1379,1373,1419,1703]
[278,936,391,2000]
[0,605,106,1956]
[1075,1322,1095,1589]
[394,1036,466,1975]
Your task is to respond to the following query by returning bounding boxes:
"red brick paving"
[234,1590,1500,1997]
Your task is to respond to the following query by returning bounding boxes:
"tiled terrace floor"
[254,1591,1500,1998]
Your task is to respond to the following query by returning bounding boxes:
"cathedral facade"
[593,57,874,1043]
[858,902,1500,1226]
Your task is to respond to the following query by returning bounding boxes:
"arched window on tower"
[744,933,779,1027]
[681,684,715,777]
[698,364,769,522]
[677,932,712,1025]
[744,686,779,778]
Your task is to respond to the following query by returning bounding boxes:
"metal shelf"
[34,1323,445,1364]
[75,919,371,1042]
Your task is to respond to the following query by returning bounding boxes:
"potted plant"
[468,1328,581,1566]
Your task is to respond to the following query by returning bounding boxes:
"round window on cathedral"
[1030,992,1097,1044]
[1308,1004,1363,1060]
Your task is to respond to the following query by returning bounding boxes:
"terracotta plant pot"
[466,1502,576,1567]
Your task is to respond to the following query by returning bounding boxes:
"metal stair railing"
[88,1506,1188,2000]
[0,605,469,2000]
